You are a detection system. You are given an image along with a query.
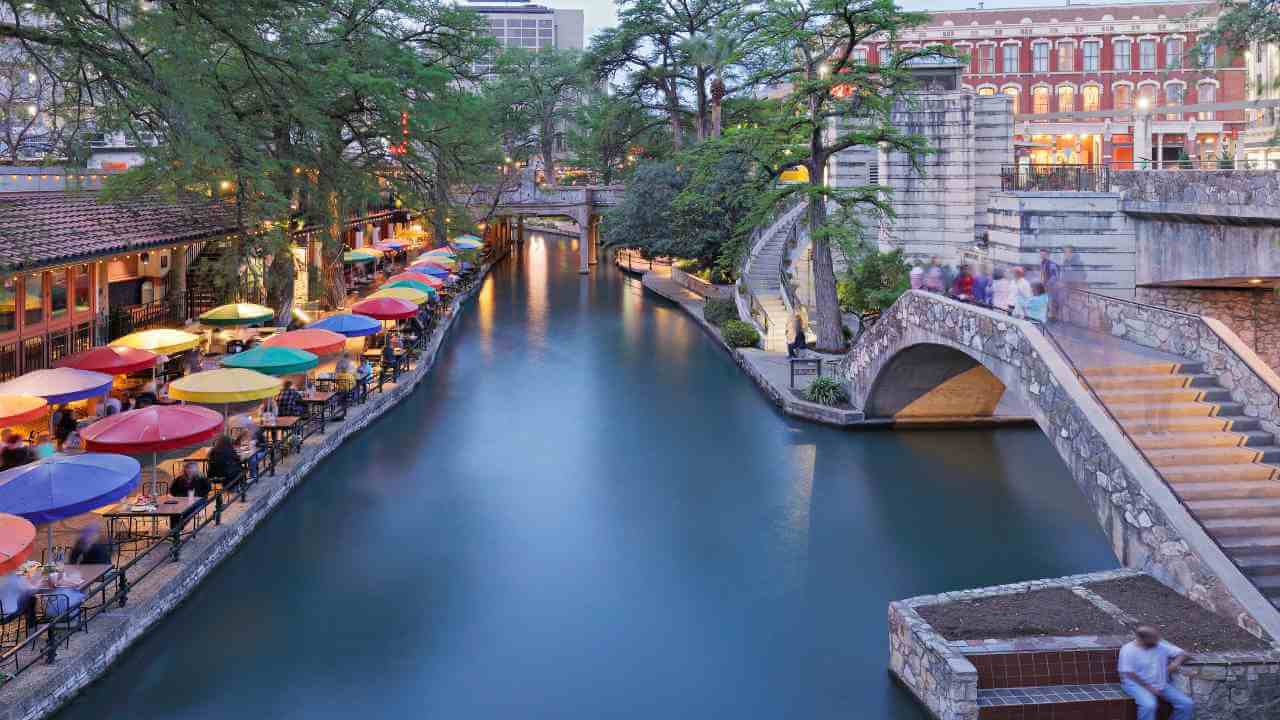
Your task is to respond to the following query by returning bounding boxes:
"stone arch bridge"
[840,289,1280,641]
[469,175,622,273]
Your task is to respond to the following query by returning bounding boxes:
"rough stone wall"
[985,191,1136,298]
[888,600,978,720]
[1061,290,1280,441]
[1111,170,1280,220]
[669,266,733,300]
[840,290,1280,639]
[1136,286,1280,371]
[1130,216,1280,286]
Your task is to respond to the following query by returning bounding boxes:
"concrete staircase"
[1084,362,1280,609]
[743,202,806,352]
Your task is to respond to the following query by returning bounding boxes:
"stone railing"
[840,290,1280,640]
[735,199,807,337]
[1110,169,1280,222]
[670,266,733,300]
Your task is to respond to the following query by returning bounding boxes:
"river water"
[57,234,1118,720]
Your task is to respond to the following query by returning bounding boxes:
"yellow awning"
[112,329,201,356]
[368,287,430,306]
[168,368,282,404]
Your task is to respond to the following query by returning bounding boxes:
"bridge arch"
[864,342,1012,419]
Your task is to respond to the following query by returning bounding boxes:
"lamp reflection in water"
[526,235,549,353]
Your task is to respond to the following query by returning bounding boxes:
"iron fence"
[1001,165,1112,193]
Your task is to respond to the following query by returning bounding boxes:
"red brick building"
[862,1,1245,167]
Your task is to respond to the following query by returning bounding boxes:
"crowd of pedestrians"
[908,246,1084,324]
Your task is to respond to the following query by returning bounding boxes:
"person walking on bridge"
[1119,625,1194,720]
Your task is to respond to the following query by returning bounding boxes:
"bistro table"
[260,415,302,461]
[300,390,339,434]
[21,563,114,622]
[103,495,206,552]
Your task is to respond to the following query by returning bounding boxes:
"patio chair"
[0,596,33,650]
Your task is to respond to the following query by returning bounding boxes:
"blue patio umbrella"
[0,368,114,404]
[0,454,140,525]
[306,313,382,338]
[408,263,450,278]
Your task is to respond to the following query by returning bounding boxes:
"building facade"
[862,1,1245,168]
[1241,43,1280,167]
[467,1,585,78]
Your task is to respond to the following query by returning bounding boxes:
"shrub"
[804,376,849,406]
[703,298,739,325]
[720,319,760,348]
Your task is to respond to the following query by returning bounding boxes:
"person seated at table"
[62,429,84,453]
[69,522,112,565]
[207,434,244,487]
[98,394,122,418]
[230,424,258,457]
[334,353,356,392]
[0,570,36,630]
[169,461,212,500]
[0,429,35,470]
[277,380,304,417]
[381,336,399,370]
[135,378,158,408]
[51,404,77,451]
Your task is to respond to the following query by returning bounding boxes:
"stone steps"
[1122,416,1260,433]
[1188,498,1280,520]
[1097,387,1232,404]
[743,202,807,352]
[1082,361,1203,378]
[1132,430,1274,450]
[1107,400,1242,420]
[1145,445,1280,467]
[1173,479,1280,501]
[1088,373,1220,390]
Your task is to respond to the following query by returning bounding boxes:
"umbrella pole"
[153,451,158,497]
[46,524,53,566]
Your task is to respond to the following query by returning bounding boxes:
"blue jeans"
[1122,679,1194,720]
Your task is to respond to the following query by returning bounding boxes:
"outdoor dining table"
[102,495,206,549]
[24,563,112,594]
[260,416,303,461]
[300,391,339,434]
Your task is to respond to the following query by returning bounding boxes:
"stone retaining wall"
[669,266,733,300]
[840,290,1280,640]
[0,258,501,720]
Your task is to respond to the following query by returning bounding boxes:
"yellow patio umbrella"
[369,287,430,306]
[112,328,201,356]
[168,368,282,404]
[199,302,275,327]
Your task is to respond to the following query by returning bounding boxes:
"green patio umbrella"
[219,345,319,376]
[343,250,378,264]
[383,279,438,298]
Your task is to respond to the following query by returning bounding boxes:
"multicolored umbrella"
[0,368,113,404]
[0,512,35,575]
[450,235,484,250]
[382,280,439,298]
[422,248,455,258]
[306,313,381,338]
[0,395,48,426]
[0,454,140,525]
[262,329,347,356]
[168,368,282,405]
[408,263,452,278]
[220,346,319,376]
[388,272,445,290]
[351,297,418,321]
[112,328,201,356]
[199,302,275,327]
[368,287,431,306]
[375,241,405,251]
[82,405,224,454]
[343,250,378,264]
[56,346,159,376]
[417,255,458,267]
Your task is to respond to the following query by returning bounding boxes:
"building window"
[977,86,995,96]
[24,274,42,327]
[1033,42,1049,73]
[1032,86,1050,114]
[1198,41,1215,68]
[1003,44,1019,73]
[1165,84,1184,119]
[1114,39,1132,71]
[1166,38,1184,69]
[1003,86,1020,112]
[74,266,90,314]
[1057,43,1074,72]
[1057,85,1075,113]
[1114,84,1132,112]
[1138,84,1157,109]
[1198,82,1216,120]
[0,278,15,334]
[979,45,995,74]
[1083,42,1100,72]
[853,47,867,64]
[50,270,66,321]
[1139,39,1157,70]
[1082,85,1101,112]
[879,47,892,66]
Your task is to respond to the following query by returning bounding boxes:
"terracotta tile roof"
[0,191,237,271]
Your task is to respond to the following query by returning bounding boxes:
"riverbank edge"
[1,253,505,720]
[630,265,1034,431]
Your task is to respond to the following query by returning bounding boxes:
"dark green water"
[57,235,1117,719]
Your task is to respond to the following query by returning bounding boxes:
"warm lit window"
[0,278,15,333]
[1114,39,1132,71]
[1139,39,1157,70]
[1032,86,1050,114]
[24,274,42,327]
[1057,43,1074,72]
[1198,82,1216,120]
[1166,38,1184,69]
[1165,83,1184,119]
[1138,84,1157,109]
[1057,85,1075,113]
[74,266,90,313]
[1083,42,1100,72]
[1033,43,1049,72]
[1003,86,1020,112]
[979,45,995,73]
[1003,44,1019,73]
[1082,85,1100,112]
[1114,84,1132,112]
[977,86,996,96]
[50,270,66,320]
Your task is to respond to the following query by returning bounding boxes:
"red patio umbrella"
[0,512,35,574]
[261,328,347,357]
[351,296,417,321]
[56,346,159,376]
[81,405,224,454]
[388,272,445,290]
[0,395,48,426]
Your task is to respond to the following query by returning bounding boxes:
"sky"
[532,0,1147,44]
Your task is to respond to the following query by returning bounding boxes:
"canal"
[57,234,1118,720]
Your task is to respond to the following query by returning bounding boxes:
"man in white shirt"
[1118,625,1194,720]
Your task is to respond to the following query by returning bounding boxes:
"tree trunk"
[321,191,347,310]
[711,76,724,138]
[806,181,844,352]
[695,69,708,142]
[541,133,557,186]
[664,81,683,151]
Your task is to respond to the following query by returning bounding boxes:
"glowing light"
[1136,97,1151,111]
[1249,278,1265,285]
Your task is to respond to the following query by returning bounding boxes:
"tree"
[668,139,769,278]
[838,248,910,314]
[740,0,940,351]
[566,90,666,184]
[678,32,739,139]
[491,47,585,185]
[0,51,85,163]
[601,160,684,255]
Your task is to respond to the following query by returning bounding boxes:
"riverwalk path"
[0,256,503,720]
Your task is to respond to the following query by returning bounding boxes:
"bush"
[804,376,849,406]
[703,298,738,326]
[720,319,760,348]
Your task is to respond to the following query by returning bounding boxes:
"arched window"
[1082,85,1101,112]
[1003,86,1020,112]
[977,86,996,96]
[1032,86,1050,114]
[1057,85,1075,113]
[1165,83,1184,120]
[1113,84,1132,112]
[1198,82,1216,120]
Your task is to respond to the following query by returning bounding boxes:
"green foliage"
[803,377,849,406]
[668,139,770,275]
[602,160,685,252]
[720,319,760,348]
[837,249,911,314]
[567,91,668,184]
[491,47,587,183]
[703,298,739,326]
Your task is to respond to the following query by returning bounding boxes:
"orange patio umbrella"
[0,512,35,574]
[0,395,48,426]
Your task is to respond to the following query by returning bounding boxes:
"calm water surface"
[58,235,1117,719]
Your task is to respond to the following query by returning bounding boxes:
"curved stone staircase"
[742,202,807,352]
